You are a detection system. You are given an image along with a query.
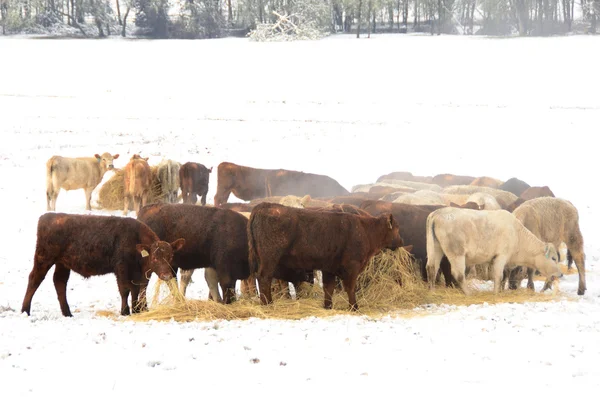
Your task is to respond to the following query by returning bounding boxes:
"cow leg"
[123,194,130,216]
[21,256,54,316]
[440,257,456,288]
[219,276,237,304]
[52,264,72,317]
[257,270,274,306]
[322,271,336,310]
[447,255,468,295]
[425,250,444,291]
[567,249,573,271]
[526,267,535,291]
[570,248,586,296]
[47,188,59,211]
[117,282,131,316]
[179,269,194,297]
[341,270,360,311]
[201,193,207,206]
[491,256,508,294]
[84,187,94,211]
[204,268,223,303]
[190,193,198,205]
[137,283,149,312]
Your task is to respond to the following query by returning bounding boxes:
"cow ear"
[95,154,101,161]
[113,154,120,159]
[144,157,149,162]
[402,245,413,253]
[209,167,213,173]
[136,244,151,258]
[170,238,185,252]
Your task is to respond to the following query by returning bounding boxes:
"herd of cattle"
[20,152,587,317]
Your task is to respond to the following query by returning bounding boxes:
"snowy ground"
[1,34,599,395]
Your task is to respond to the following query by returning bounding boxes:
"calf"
[21,213,184,317]
[248,202,403,311]
[180,162,212,205]
[46,152,119,211]
[137,203,250,303]
[425,207,562,295]
[123,156,152,216]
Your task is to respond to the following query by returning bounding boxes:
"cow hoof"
[349,305,359,312]
[121,308,131,316]
[578,289,585,296]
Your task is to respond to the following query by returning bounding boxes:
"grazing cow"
[248,202,403,310]
[470,176,504,189]
[376,171,433,184]
[157,159,181,203]
[498,177,531,197]
[425,207,562,295]
[46,152,120,211]
[123,156,152,216]
[505,186,555,212]
[213,162,349,207]
[432,173,477,187]
[359,200,456,287]
[137,203,251,304]
[179,162,212,205]
[21,213,184,317]
[508,197,586,295]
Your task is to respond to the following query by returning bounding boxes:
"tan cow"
[442,185,518,208]
[470,176,504,189]
[123,157,152,216]
[46,152,120,211]
[425,207,562,295]
[510,197,586,295]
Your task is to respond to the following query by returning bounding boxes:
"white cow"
[46,152,120,211]
[425,207,562,295]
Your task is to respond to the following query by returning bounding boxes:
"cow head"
[137,238,185,281]
[535,242,563,282]
[381,213,404,250]
[95,152,119,171]
[131,154,149,162]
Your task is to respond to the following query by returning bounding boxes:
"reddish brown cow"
[213,162,349,207]
[123,156,152,216]
[248,202,403,311]
[505,186,555,212]
[432,174,477,187]
[219,202,256,212]
[179,162,212,205]
[359,200,456,287]
[21,213,184,317]
[137,203,251,304]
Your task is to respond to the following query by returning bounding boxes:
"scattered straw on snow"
[127,248,564,323]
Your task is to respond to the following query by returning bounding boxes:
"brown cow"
[46,152,120,211]
[179,162,212,205]
[248,202,403,311]
[498,177,531,197]
[432,173,476,187]
[21,213,184,317]
[359,200,456,287]
[123,156,152,216]
[137,203,251,304]
[505,186,555,212]
[213,162,349,207]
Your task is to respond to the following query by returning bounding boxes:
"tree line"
[1,0,599,38]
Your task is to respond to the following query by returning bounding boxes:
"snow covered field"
[1,34,599,395]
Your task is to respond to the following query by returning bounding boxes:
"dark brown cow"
[179,162,212,205]
[213,162,349,207]
[505,186,555,212]
[358,200,456,287]
[498,177,531,197]
[137,203,250,304]
[219,202,256,212]
[432,173,476,187]
[376,172,433,184]
[248,202,403,311]
[123,156,152,216]
[21,213,184,317]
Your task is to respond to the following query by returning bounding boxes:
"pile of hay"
[128,248,562,323]
[98,166,165,210]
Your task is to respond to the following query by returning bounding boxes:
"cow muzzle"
[108,165,114,170]
[159,272,173,281]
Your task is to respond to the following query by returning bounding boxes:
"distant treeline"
[1,0,599,38]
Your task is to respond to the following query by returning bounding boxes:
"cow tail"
[247,211,259,276]
[425,212,439,274]
[46,157,57,196]
[129,161,136,197]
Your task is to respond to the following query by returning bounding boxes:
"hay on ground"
[98,166,165,210]
[128,248,564,323]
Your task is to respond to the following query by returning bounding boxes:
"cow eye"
[552,257,557,261]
